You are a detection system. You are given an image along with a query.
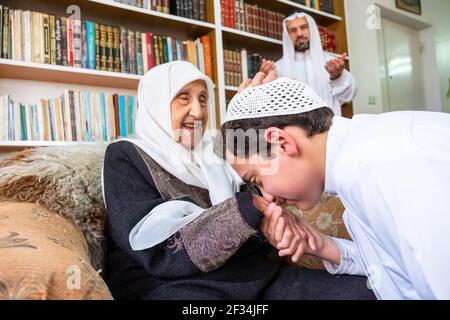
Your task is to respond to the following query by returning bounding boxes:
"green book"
[20,103,28,140]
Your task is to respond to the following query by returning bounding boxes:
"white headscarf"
[276,12,333,109]
[102,61,242,250]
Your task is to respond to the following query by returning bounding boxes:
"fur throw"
[0,145,107,270]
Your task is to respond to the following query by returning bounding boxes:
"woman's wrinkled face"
[171,80,209,149]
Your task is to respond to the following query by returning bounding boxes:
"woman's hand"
[252,194,270,213]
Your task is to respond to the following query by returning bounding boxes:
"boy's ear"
[264,128,299,157]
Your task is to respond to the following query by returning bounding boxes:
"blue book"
[83,91,92,142]
[176,40,182,61]
[100,92,107,142]
[31,104,39,141]
[118,95,127,137]
[167,36,173,62]
[48,99,56,141]
[85,21,96,70]
[128,96,134,136]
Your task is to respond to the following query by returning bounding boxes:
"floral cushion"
[0,201,112,300]
[284,194,350,270]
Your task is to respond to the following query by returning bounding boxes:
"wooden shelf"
[0,59,142,90]
[88,0,216,38]
[222,27,283,46]
[225,86,239,92]
[0,141,106,147]
[244,0,342,26]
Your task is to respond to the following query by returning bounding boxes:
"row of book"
[318,25,337,53]
[112,0,208,22]
[0,91,137,142]
[224,48,266,87]
[0,6,213,79]
[221,0,284,40]
[291,0,336,14]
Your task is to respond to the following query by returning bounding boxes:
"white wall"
[345,0,450,114]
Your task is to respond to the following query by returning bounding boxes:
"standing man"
[260,12,356,116]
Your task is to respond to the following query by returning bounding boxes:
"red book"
[263,9,269,38]
[229,0,235,29]
[66,17,74,66]
[246,4,253,33]
[146,32,154,69]
[225,0,232,27]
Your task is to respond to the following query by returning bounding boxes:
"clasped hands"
[252,195,326,263]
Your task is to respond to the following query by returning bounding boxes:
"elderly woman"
[102,61,374,300]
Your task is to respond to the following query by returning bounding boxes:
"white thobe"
[322,112,450,300]
[276,51,357,116]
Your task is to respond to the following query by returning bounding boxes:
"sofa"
[0,145,350,300]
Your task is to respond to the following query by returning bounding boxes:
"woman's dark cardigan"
[102,141,375,300]
[102,141,280,299]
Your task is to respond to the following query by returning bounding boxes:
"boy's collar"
[324,116,352,195]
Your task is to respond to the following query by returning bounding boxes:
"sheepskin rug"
[0,144,107,270]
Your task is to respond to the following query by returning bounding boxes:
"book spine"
[106,25,114,72]
[118,95,127,137]
[95,23,100,70]
[1,7,8,59]
[142,32,148,72]
[128,30,137,74]
[66,17,74,66]
[72,18,82,67]
[86,21,96,70]
[69,91,77,141]
[193,0,200,21]
[49,15,57,64]
[42,14,51,64]
[0,5,3,61]
[136,31,144,75]
[200,36,213,80]
[153,34,160,66]
[162,0,170,14]
[161,36,168,64]
[166,36,173,62]
[81,22,87,68]
[146,32,154,70]
[120,27,129,73]
[60,17,67,66]
[199,0,206,22]
[113,26,121,72]
[55,18,62,65]
[113,94,120,139]
[100,24,107,71]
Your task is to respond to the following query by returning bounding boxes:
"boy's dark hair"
[215,107,334,159]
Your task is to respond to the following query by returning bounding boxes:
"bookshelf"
[0,0,351,151]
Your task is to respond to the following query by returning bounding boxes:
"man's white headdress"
[276,12,332,108]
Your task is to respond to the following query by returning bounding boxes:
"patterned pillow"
[0,201,112,300]
[284,194,350,270]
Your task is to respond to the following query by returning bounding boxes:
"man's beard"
[294,39,310,52]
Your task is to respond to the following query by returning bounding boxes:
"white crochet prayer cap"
[224,77,329,123]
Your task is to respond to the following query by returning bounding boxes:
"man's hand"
[238,70,278,93]
[325,53,347,80]
[259,59,277,75]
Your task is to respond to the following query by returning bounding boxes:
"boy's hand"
[260,203,335,263]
